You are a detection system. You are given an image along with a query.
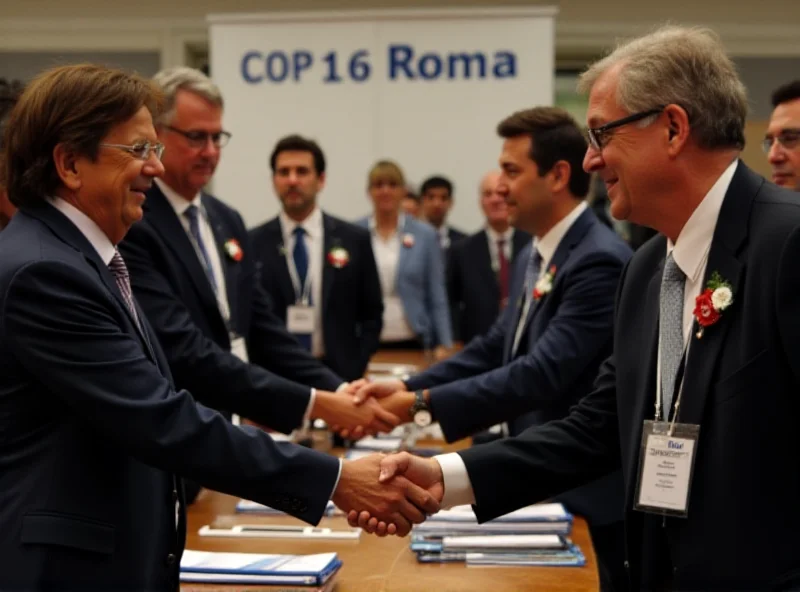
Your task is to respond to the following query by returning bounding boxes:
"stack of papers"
[410,503,585,566]
[180,550,342,588]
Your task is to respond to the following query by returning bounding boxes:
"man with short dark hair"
[420,175,466,250]
[357,106,631,591]
[249,134,384,381]
[765,79,800,191]
[0,64,437,591]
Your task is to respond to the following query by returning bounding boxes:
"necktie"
[659,253,686,418]
[510,247,542,359]
[292,226,312,351]
[497,238,510,309]
[108,250,142,331]
[184,204,218,293]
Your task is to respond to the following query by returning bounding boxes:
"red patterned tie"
[108,249,142,331]
[498,238,510,309]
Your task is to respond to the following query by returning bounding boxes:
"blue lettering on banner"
[239,46,518,84]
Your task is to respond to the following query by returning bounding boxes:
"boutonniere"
[277,244,287,257]
[693,271,733,338]
[327,246,350,269]
[402,233,415,248]
[533,265,556,300]
[224,238,243,262]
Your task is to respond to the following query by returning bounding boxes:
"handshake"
[331,450,446,537]
[310,379,425,440]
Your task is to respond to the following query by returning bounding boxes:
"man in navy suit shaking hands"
[0,65,438,591]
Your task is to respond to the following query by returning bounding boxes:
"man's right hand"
[353,379,407,404]
[333,453,441,537]
[347,452,444,534]
[312,390,400,436]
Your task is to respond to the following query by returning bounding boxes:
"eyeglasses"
[586,106,666,150]
[762,129,800,154]
[166,125,232,148]
[100,141,165,161]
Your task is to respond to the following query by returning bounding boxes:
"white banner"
[208,7,557,232]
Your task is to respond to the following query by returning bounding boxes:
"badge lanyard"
[655,331,692,434]
[285,234,313,306]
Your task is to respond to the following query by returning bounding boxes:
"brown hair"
[497,106,591,198]
[3,64,163,207]
[367,160,405,189]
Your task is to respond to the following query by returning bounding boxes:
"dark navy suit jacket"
[406,207,632,525]
[249,213,383,381]
[0,203,338,591]
[119,184,344,428]
[458,163,800,589]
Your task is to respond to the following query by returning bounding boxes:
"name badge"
[287,305,315,334]
[634,420,700,518]
[230,335,249,363]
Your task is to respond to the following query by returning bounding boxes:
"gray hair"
[578,25,747,150]
[151,66,223,125]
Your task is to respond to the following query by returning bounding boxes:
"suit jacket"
[447,228,530,343]
[356,216,453,348]
[406,208,632,525]
[445,225,467,249]
[248,213,383,381]
[119,185,343,431]
[0,203,338,591]
[458,163,800,589]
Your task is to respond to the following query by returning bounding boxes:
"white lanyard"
[285,232,313,306]
[655,330,692,430]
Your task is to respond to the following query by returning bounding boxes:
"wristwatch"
[409,390,432,427]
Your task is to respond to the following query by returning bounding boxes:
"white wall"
[210,8,555,231]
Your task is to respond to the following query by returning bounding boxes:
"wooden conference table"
[182,350,599,592]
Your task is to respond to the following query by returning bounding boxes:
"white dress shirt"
[370,215,416,342]
[435,163,738,509]
[485,226,515,273]
[437,225,450,250]
[50,197,116,265]
[156,179,231,323]
[279,207,325,358]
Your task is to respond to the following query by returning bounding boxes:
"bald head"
[479,170,509,232]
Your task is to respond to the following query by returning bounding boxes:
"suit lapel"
[144,186,222,322]
[24,202,158,361]
[321,214,337,312]
[397,217,412,282]
[678,163,754,425]
[517,209,595,340]
[202,195,237,324]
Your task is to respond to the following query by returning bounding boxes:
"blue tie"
[292,226,312,351]
[184,204,217,293]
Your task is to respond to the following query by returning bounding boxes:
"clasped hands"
[332,451,445,537]
[312,378,418,440]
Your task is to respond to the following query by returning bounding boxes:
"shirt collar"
[280,206,322,241]
[156,178,202,217]
[48,196,116,265]
[534,201,588,265]
[668,159,739,283]
[486,226,514,243]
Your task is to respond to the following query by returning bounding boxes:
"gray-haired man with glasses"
[118,67,402,505]
[765,80,800,191]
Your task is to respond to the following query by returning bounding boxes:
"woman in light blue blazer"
[357,160,453,359]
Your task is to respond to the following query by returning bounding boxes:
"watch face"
[413,409,432,428]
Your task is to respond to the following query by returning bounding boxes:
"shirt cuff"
[336,382,349,393]
[302,388,316,428]
[329,458,343,503]
[434,452,476,509]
